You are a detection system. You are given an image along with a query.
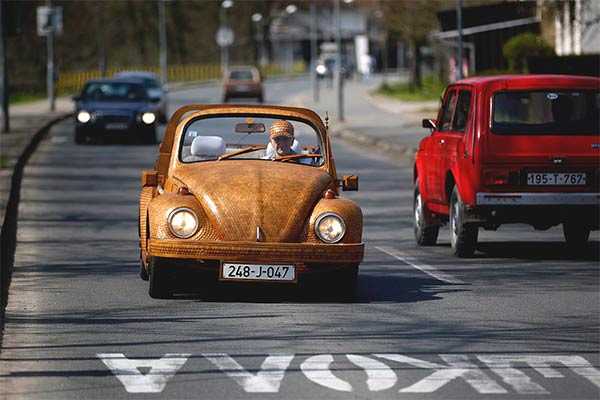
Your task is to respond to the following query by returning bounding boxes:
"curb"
[0,114,71,329]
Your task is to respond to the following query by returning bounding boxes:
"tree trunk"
[409,40,422,91]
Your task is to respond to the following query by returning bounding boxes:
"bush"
[503,32,554,73]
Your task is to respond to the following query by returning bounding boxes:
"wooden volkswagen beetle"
[139,104,364,298]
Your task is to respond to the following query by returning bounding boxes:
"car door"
[440,88,473,205]
[426,88,457,204]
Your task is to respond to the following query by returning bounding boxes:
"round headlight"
[316,65,327,75]
[77,111,91,123]
[141,112,156,124]
[314,212,346,244]
[168,208,198,238]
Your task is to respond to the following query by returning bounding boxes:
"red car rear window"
[491,90,599,135]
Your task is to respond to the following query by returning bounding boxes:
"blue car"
[73,79,158,144]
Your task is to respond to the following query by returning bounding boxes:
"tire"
[413,179,439,245]
[449,185,478,257]
[140,260,149,281]
[75,131,85,144]
[145,129,157,145]
[148,257,173,299]
[336,264,358,302]
[562,221,590,248]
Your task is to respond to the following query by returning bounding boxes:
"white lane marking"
[478,355,600,392]
[375,353,507,394]
[346,354,397,391]
[301,354,352,392]
[97,353,190,393]
[202,353,293,393]
[375,246,465,284]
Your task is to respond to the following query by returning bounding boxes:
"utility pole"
[310,0,319,102]
[334,0,344,121]
[158,0,168,85]
[456,0,464,80]
[46,0,55,111]
[97,1,105,77]
[0,0,9,133]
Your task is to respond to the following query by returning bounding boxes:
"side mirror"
[422,119,436,130]
[142,170,159,187]
[70,94,80,102]
[342,175,359,191]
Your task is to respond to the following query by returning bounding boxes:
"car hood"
[78,100,153,112]
[174,161,333,242]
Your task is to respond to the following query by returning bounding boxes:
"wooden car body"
[139,104,363,298]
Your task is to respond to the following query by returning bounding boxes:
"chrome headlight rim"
[314,212,346,244]
[167,207,199,239]
[77,110,91,123]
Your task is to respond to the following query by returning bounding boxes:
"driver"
[267,119,297,158]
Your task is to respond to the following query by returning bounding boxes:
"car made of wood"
[139,104,363,298]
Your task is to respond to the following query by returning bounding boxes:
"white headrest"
[265,139,301,158]
[191,136,226,157]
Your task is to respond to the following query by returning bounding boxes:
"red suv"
[414,75,599,257]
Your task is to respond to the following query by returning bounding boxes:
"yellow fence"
[56,62,307,95]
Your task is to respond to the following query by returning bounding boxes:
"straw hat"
[269,120,294,139]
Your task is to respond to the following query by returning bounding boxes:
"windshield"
[229,70,254,80]
[82,82,148,102]
[179,115,324,167]
[491,90,599,135]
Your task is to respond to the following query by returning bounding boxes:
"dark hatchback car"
[113,71,168,123]
[73,79,158,144]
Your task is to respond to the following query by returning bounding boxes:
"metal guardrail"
[56,62,307,95]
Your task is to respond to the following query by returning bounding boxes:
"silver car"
[113,71,168,123]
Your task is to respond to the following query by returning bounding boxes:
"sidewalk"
[289,73,439,163]
[0,98,73,229]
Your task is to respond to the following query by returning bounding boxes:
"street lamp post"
[334,0,343,121]
[159,0,168,86]
[310,0,319,102]
[251,13,267,67]
[219,0,234,73]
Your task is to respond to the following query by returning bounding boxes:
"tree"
[502,32,554,73]
[380,0,442,90]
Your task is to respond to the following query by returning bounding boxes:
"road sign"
[216,27,234,47]
[37,6,63,36]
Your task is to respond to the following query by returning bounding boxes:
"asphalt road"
[1,79,599,399]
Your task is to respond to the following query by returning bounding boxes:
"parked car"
[113,71,168,123]
[414,74,600,257]
[222,66,264,102]
[73,79,158,144]
[139,104,364,299]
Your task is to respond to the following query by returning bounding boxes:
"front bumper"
[148,239,364,263]
[476,192,600,205]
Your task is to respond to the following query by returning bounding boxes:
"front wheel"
[562,221,590,248]
[148,257,173,299]
[336,264,358,302]
[413,178,439,245]
[449,186,478,257]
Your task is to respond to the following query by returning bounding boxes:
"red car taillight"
[483,169,519,186]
